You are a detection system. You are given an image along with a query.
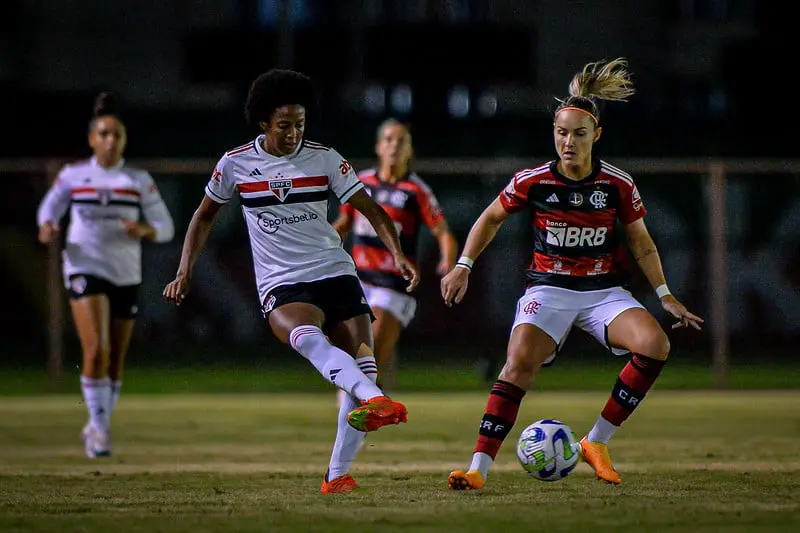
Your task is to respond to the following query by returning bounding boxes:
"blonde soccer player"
[163,69,416,494]
[37,91,175,458]
[442,58,703,489]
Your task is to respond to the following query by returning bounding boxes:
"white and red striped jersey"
[36,157,175,287]
[205,136,364,303]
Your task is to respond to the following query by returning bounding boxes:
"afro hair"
[244,69,317,126]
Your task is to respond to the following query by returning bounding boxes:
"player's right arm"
[331,203,354,242]
[36,168,71,244]
[441,198,510,306]
[441,168,532,306]
[163,157,231,305]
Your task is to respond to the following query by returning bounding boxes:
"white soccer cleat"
[81,424,111,458]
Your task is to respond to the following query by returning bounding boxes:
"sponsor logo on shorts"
[256,211,319,234]
[71,276,87,295]
[523,299,541,315]
[262,295,277,315]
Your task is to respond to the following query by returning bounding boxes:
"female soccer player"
[441,58,703,489]
[37,92,175,458]
[162,69,417,494]
[333,119,458,390]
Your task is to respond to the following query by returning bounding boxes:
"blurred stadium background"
[1,0,798,391]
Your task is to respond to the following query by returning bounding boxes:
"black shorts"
[67,274,140,319]
[262,275,374,331]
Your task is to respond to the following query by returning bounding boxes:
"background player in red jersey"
[37,92,175,457]
[333,119,458,390]
[441,58,703,490]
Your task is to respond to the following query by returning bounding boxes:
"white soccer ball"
[516,419,581,481]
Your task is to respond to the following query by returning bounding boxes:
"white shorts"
[512,285,645,363]
[361,282,417,328]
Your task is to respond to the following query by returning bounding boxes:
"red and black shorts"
[262,275,374,331]
[67,274,140,319]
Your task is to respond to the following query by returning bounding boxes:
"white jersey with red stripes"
[36,157,175,287]
[205,136,365,304]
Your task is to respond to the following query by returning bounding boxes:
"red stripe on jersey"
[291,175,328,188]
[352,244,401,273]
[71,187,140,197]
[237,175,328,193]
[112,188,140,197]
[71,187,97,194]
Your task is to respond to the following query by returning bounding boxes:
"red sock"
[601,354,665,426]
[474,380,526,459]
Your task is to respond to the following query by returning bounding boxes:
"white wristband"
[655,284,671,298]
[456,256,474,268]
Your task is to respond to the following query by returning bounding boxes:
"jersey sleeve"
[140,172,175,243]
[326,149,364,203]
[205,154,235,204]
[618,179,646,224]
[413,176,446,229]
[498,170,531,213]
[36,166,72,227]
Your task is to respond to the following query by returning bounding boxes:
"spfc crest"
[269,179,293,202]
[97,189,112,206]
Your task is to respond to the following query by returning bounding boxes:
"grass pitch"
[1,391,799,532]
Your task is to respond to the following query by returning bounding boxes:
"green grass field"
[1,390,799,532]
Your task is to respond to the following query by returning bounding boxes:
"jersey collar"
[254,134,303,160]
[90,156,125,170]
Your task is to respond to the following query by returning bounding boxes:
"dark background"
[1,0,798,373]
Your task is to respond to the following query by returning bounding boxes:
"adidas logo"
[545,193,559,203]
[249,168,263,177]
[329,368,342,381]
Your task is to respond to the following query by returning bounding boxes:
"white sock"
[469,452,494,480]
[587,416,618,444]
[109,380,123,413]
[289,325,383,401]
[327,355,378,480]
[80,376,111,432]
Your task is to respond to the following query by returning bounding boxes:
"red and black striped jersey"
[341,169,445,292]
[499,159,646,291]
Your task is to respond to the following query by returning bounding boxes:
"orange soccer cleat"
[448,469,485,490]
[580,437,622,485]
[346,396,407,433]
[320,472,359,494]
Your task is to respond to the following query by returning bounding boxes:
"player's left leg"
[323,316,381,494]
[578,296,670,484]
[106,284,140,419]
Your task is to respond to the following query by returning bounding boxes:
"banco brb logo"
[257,211,319,234]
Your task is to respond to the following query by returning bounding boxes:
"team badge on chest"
[269,179,293,202]
[589,190,608,209]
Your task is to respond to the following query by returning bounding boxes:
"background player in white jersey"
[162,69,418,494]
[36,92,175,458]
[441,58,703,490]
[333,119,458,390]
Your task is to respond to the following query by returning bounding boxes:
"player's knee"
[640,328,670,361]
[501,350,540,385]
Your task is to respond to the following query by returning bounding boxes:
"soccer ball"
[516,419,581,481]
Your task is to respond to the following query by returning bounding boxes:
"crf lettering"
[618,389,639,406]
[481,421,505,432]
